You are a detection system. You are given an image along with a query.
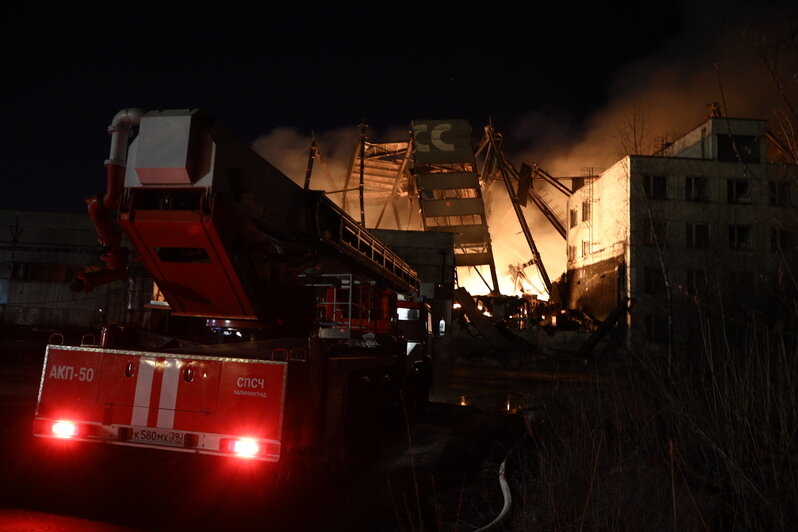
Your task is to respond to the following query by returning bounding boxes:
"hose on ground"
[474,446,513,532]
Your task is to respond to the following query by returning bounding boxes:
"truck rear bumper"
[33,417,281,461]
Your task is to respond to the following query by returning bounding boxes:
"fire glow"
[456,264,550,299]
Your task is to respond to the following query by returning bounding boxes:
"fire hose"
[474,444,514,531]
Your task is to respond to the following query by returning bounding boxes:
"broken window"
[727,179,751,204]
[686,223,710,248]
[728,224,753,250]
[643,175,667,200]
[717,135,760,163]
[685,176,709,202]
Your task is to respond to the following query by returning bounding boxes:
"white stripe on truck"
[156,359,180,429]
[131,357,156,426]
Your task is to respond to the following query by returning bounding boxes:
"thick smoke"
[250,8,795,297]
[252,126,358,197]
[497,9,797,296]
[252,124,417,228]
[515,7,797,173]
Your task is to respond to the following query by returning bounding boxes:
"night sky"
[1,1,792,212]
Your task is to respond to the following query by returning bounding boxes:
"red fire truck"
[32,109,432,463]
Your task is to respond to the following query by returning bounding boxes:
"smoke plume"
[250,7,796,297]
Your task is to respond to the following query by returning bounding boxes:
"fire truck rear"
[33,109,432,463]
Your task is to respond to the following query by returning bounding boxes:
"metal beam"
[488,128,552,293]
[534,165,573,197]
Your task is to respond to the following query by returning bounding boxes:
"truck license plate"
[129,427,187,447]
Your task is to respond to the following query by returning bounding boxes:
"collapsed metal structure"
[308,119,574,298]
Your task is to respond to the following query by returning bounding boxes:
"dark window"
[771,228,794,252]
[725,271,755,288]
[581,201,591,222]
[729,225,753,250]
[717,135,760,163]
[645,314,669,344]
[686,176,710,202]
[581,240,590,257]
[569,209,578,228]
[11,262,71,282]
[686,223,711,248]
[727,179,751,204]
[769,182,791,206]
[644,218,667,247]
[685,269,710,296]
[567,245,576,262]
[643,175,667,200]
[155,247,211,263]
[644,266,667,295]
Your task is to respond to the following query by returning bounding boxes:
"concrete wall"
[628,154,795,348]
[370,229,455,331]
[566,157,631,319]
[566,116,796,350]
[669,117,766,160]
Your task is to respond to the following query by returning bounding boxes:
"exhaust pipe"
[105,108,143,168]
[76,109,144,292]
[104,108,143,210]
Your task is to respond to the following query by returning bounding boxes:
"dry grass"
[516,313,798,530]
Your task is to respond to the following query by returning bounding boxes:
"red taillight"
[232,438,260,458]
[52,420,78,438]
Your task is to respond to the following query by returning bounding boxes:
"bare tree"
[614,100,651,158]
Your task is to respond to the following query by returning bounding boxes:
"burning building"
[566,113,796,349]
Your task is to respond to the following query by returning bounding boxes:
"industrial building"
[566,115,796,349]
[0,209,152,329]
[4,112,794,355]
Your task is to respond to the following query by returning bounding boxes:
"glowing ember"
[455,265,550,300]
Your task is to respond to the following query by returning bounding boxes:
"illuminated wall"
[567,117,796,349]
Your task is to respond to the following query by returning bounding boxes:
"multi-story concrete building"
[566,116,796,349]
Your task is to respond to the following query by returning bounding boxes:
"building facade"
[0,210,153,329]
[566,117,796,349]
